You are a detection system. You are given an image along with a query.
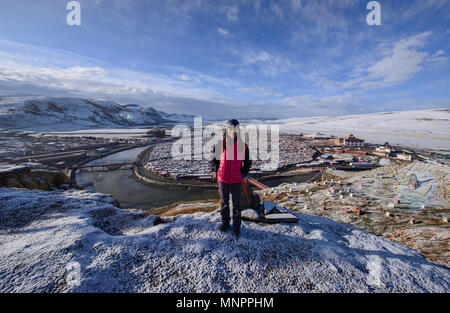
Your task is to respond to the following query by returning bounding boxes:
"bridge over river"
[67,162,136,171]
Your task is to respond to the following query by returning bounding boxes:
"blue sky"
[0,0,449,119]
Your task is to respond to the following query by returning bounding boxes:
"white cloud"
[280,93,369,117]
[0,58,227,104]
[427,50,448,64]
[367,34,429,84]
[329,32,432,90]
[239,49,295,77]
[402,0,450,21]
[175,73,196,82]
[270,3,283,18]
[0,40,264,118]
[221,6,239,21]
[217,27,231,37]
[290,0,303,12]
[253,0,261,13]
[238,87,282,98]
[288,0,353,44]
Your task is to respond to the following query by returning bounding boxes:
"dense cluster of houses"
[250,137,316,172]
[144,135,317,180]
[144,143,212,180]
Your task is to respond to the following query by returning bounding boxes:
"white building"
[335,134,365,148]
[397,153,413,161]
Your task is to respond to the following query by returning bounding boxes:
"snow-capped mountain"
[0,96,194,131]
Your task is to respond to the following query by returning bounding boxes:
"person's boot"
[233,225,240,236]
[219,223,229,232]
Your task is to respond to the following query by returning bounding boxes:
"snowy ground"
[0,188,448,292]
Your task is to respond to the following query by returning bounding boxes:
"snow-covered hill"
[274,109,450,153]
[0,96,194,131]
[0,188,448,292]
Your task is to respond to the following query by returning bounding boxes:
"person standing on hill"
[211,119,251,236]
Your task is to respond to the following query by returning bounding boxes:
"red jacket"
[218,139,244,184]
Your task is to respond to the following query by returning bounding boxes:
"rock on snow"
[0,188,449,293]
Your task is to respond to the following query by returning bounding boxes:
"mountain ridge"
[0,96,194,131]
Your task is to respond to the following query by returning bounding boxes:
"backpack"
[240,177,261,211]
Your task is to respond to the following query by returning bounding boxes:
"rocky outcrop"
[0,166,79,191]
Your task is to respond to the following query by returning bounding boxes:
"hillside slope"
[0,96,193,130]
[0,188,448,292]
[276,109,450,152]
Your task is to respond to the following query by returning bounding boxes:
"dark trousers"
[218,181,242,228]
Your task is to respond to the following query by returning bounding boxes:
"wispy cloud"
[401,0,450,21]
[238,49,295,77]
[0,45,230,106]
[324,32,433,91]
[238,86,282,98]
[287,0,354,44]
[221,6,239,21]
[270,2,283,18]
[369,32,430,83]
[427,50,448,64]
[217,27,232,37]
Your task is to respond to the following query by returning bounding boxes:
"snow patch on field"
[274,109,450,152]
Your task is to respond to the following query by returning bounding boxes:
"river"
[76,146,219,211]
[76,145,319,211]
